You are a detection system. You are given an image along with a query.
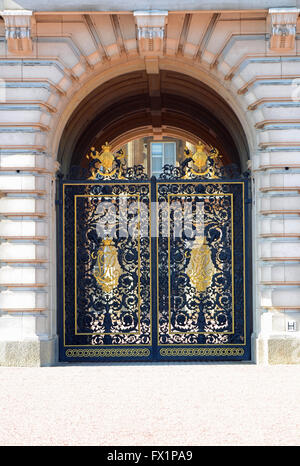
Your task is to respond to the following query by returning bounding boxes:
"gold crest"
[99,142,115,172]
[86,142,127,179]
[186,235,215,293]
[192,143,208,172]
[183,142,222,178]
[93,238,122,293]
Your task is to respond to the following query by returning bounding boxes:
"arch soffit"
[53,56,255,171]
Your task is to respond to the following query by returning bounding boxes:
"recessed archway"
[56,58,253,364]
[57,69,249,175]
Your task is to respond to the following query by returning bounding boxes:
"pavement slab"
[0,362,299,446]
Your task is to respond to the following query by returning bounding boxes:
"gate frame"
[57,175,252,363]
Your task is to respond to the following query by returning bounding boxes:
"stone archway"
[57,69,249,174]
[56,65,253,362]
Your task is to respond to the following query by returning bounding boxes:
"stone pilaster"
[252,149,300,364]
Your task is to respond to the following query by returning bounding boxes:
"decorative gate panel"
[156,180,250,361]
[58,143,251,362]
[59,181,153,361]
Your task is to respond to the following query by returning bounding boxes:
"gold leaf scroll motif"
[186,236,215,293]
[93,238,122,293]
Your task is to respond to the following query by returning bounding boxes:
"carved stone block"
[134,10,168,56]
[269,8,299,51]
[2,10,33,54]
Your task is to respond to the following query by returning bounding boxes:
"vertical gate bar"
[151,176,158,360]
[57,177,64,361]
[244,177,253,350]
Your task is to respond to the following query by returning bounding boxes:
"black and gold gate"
[58,143,251,362]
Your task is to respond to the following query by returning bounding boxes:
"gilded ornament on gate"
[92,238,122,293]
[86,142,127,179]
[186,235,215,293]
[182,142,222,179]
[191,143,208,172]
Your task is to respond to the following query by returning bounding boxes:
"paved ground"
[0,362,299,446]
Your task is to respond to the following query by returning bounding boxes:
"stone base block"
[0,337,58,367]
[254,335,300,364]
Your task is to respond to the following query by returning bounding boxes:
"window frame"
[150,141,177,177]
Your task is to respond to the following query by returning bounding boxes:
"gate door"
[58,143,251,362]
[156,178,250,361]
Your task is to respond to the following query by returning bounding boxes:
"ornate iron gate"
[58,143,251,362]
